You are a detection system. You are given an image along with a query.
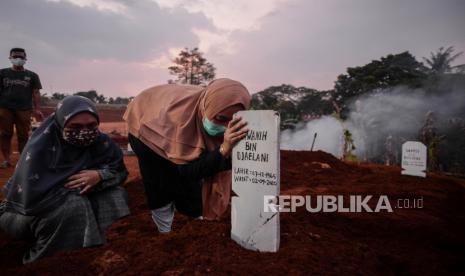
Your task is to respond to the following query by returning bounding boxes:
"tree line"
[251,46,465,126]
[38,46,464,171]
[41,46,464,118]
[40,47,216,106]
[41,90,133,105]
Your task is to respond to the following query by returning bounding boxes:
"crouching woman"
[0,96,130,263]
[124,78,250,233]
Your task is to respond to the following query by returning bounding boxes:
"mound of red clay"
[1,150,465,275]
[40,106,126,123]
[107,132,129,149]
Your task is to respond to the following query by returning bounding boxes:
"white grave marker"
[231,110,280,252]
[401,141,427,177]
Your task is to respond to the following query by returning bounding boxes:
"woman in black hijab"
[0,96,129,263]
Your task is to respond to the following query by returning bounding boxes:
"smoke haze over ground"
[281,116,344,157]
[281,77,465,168]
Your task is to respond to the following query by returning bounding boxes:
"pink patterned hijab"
[124,78,250,220]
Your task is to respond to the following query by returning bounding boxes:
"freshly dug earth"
[40,106,126,123]
[1,149,464,275]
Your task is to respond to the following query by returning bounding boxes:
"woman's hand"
[64,170,102,195]
[220,116,248,158]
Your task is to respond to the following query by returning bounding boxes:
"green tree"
[251,84,305,121]
[113,97,131,105]
[333,51,427,117]
[423,46,464,75]
[40,92,51,105]
[74,90,99,103]
[298,91,333,116]
[251,84,331,129]
[96,93,107,104]
[168,47,216,85]
[74,90,107,103]
[51,92,67,100]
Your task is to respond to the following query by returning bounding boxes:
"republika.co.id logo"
[264,195,424,213]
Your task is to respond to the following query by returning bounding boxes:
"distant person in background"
[0,47,43,168]
[124,78,250,233]
[0,96,130,263]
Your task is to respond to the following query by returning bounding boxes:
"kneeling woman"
[124,78,250,233]
[0,96,130,263]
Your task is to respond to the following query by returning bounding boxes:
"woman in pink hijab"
[124,78,250,233]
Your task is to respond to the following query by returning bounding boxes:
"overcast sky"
[1,0,464,97]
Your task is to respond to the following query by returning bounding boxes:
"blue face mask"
[202,117,226,136]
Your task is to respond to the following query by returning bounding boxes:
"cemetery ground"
[0,114,464,274]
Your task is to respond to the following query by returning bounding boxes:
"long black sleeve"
[93,158,128,191]
[176,147,231,181]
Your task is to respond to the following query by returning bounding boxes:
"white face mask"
[10,58,26,67]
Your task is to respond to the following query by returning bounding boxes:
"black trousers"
[128,134,202,217]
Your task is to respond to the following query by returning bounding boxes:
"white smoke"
[280,116,344,157]
[280,78,465,163]
[346,84,465,161]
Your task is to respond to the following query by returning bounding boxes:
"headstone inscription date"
[231,110,280,252]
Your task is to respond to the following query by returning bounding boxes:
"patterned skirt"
[0,186,129,263]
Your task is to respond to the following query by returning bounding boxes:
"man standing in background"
[0,48,42,168]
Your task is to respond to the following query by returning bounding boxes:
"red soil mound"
[107,132,129,149]
[1,150,465,275]
[40,106,126,122]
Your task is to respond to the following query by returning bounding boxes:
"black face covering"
[63,127,100,147]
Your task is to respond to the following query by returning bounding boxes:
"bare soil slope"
[1,150,464,275]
